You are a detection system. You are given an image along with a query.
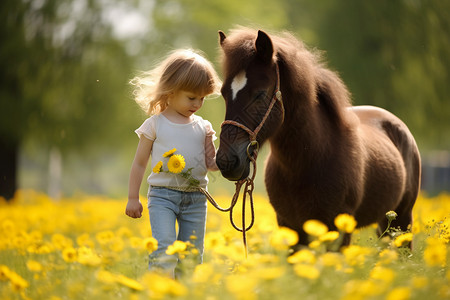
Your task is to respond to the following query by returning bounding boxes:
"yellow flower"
[270,227,299,250]
[225,273,258,297]
[255,266,285,280]
[370,266,395,283]
[303,220,328,237]
[293,264,320,280]
[152,161,163,173]
[334,214,357,233]
[379,249,399,265]
[96,269,118,284]
[193,263,215,283]
[76,233,94,248]
[319,252,343,268]
[96,230,115,245]
[142,273,188,297]
[143,237,158,253]
[162,148,177,157]
[116,274,145,291]
[26,260,43,272]
[287,249,316,264]
[423,237,447,267]
[319,231,340,242]
[393,232,413,248]
[343,245,373,266]
[51,233,73,250]
[166,240,188,255]
[0,265,12,281]
[386,287,411,300]
[62,247,78,263]
[167,154,185,174]
[77,247,102,266]
[8,271,29,291]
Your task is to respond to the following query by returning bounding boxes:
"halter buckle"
[246,140,259,159]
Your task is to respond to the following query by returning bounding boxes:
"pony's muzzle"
[216,146,250,181]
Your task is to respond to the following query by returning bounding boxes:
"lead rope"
[199,151,257,257]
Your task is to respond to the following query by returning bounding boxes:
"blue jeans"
[147,187,207,277]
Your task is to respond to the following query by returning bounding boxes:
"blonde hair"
[130,49,221,115]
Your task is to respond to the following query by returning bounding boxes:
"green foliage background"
[1,0,449,197]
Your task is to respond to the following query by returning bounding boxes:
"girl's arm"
[205,134,219,171]
[126,136,153,218]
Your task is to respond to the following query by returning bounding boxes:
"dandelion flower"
[143,237,158,253]
[62,247,78,263]
[370,266,395,283]
[379,249,399,264]
[334,214,357,233]
[303,220,328,237]
[141,273,188,297]
[386,287,411,300]
[319,252,343,268]
[77,247,102,266]
[270,227,299,250]
[423,237,447,267]
[167,155,185,174]
[0,265,11,281]
[319,231,340,242]
[116,274,145,291]
[97,269,117,284]
[193,263,215,283]
[287,249,316,264]
[8,271,29,291]
[225,274,258,295]
[166,240,188,255]
[162,148,177,157]
[343,245,373,266]
[293,264,320,280]
[26,260,43,272]
[393,232,413,248]
[153,161,163,173]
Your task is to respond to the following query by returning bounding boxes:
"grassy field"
[0,190,449,299]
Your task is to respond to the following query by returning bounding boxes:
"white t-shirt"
[135,114,216,190]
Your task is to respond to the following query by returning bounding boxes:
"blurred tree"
[0,0,134,199]
[316,0,450,151]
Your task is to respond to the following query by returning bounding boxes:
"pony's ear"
[255,30,273,62]
[219,31,226,46]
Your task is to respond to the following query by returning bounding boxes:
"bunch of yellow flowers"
[152,148,200,188]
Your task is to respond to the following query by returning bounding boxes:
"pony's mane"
[220,27,353,128]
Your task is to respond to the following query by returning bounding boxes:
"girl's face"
[167,90,206,118]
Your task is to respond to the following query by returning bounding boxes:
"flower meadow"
[1,190,449,300]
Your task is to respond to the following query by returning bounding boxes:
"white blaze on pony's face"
[231,71,247,101]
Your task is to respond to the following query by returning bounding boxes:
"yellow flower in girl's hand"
[168,155,186,174]
[163,148,177,157]
[153,161,163,173]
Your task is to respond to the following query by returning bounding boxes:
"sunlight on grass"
[0,191,449,299]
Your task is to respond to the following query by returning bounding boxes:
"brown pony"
[216,27,421,246]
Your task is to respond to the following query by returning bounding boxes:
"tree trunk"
[0,139,18,201]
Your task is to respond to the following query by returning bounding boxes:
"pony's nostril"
[216,152,238,173]
[216,150,245,181]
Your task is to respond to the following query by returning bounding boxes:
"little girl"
[125,49,221,277]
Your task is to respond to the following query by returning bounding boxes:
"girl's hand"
[125,199,143,218]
